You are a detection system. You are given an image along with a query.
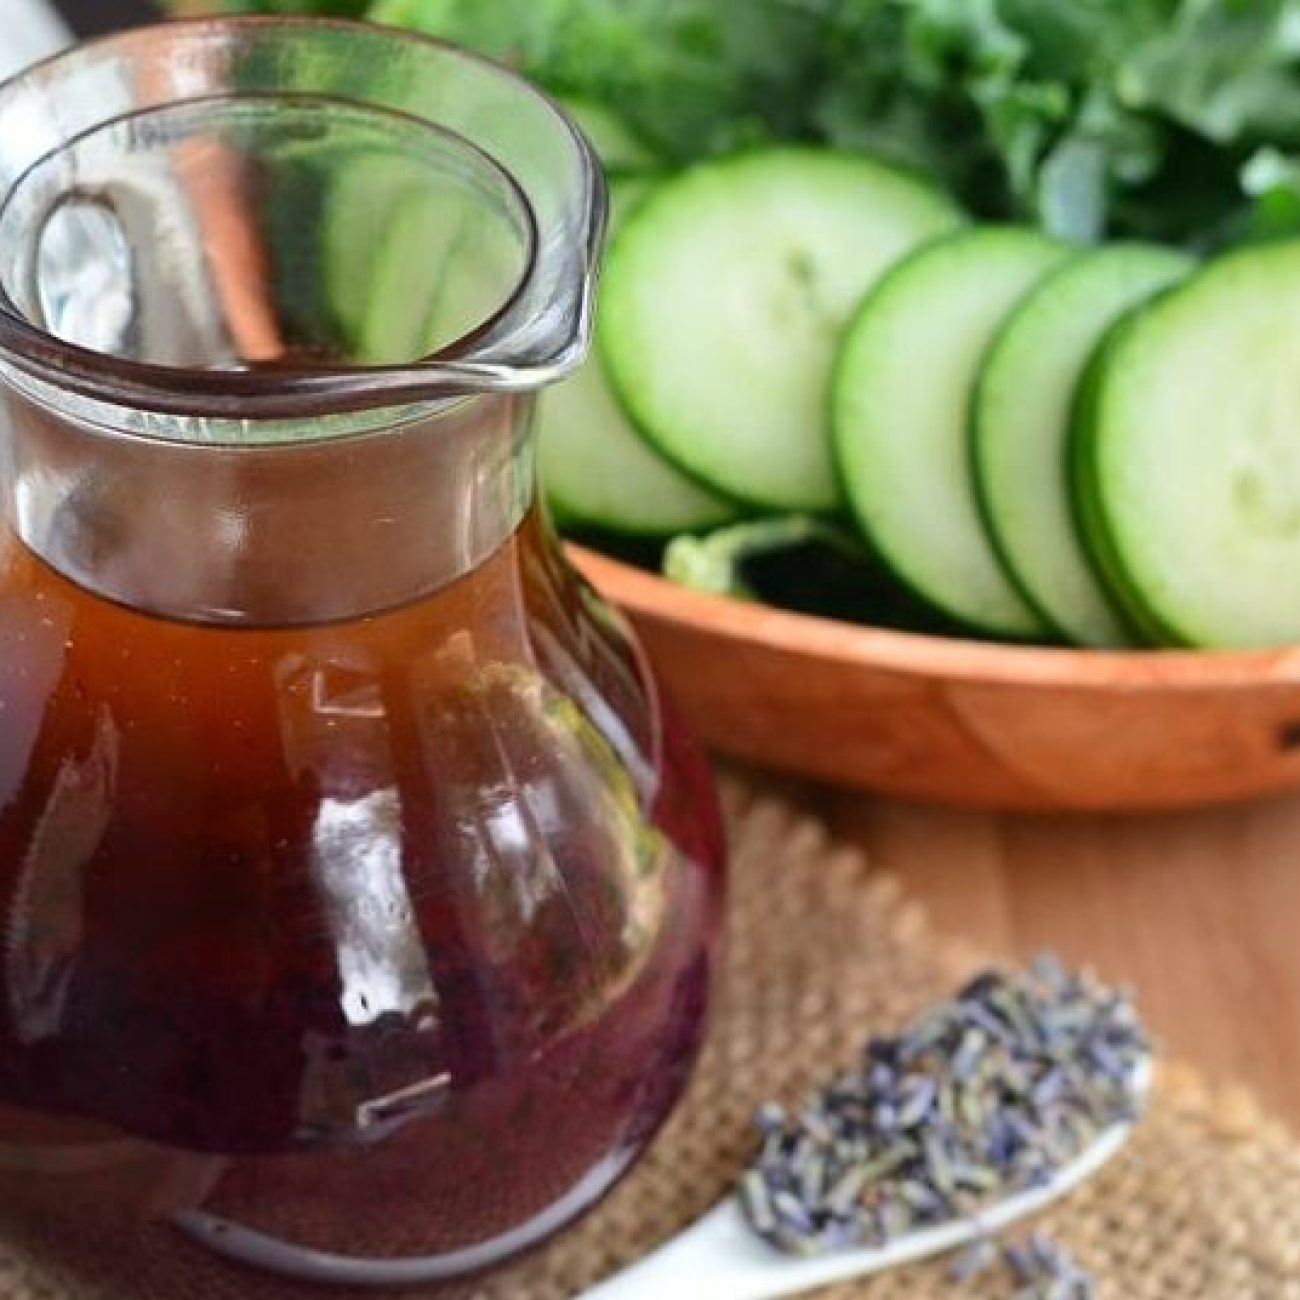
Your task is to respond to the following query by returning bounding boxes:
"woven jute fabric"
[1,781,1298,1299]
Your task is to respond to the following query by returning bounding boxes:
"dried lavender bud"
[737,957,1150,1258]
[1004,1234,1095,1299]
[949,1236,998,1282]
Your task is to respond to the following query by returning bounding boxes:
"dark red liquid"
[0,506,724,1290]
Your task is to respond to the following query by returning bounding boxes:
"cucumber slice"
[358,188,471,365]
[1070,328,1175,648]
[359,166,531,366]
[559,98,663,177]
[538,344,739,535]
[325,154,423,352]
[539,181,738,536]
[1074,240,1300,649]
[600,148,963,512]
[833,228,1074,639]
[974,245,1195,647]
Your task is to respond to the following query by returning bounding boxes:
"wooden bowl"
[570,546,1300,812]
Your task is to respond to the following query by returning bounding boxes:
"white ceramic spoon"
[580,1057,1151,1300]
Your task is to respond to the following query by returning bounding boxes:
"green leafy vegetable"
[819,0,1300,246]
[663,515,967,632]
[664,517,849,601]
[368,0,829,160]
[1242,146,1300,237]
[217,0,1300,245]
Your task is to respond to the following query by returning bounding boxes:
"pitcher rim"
[0,16,605,422]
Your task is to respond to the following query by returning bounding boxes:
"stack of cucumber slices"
[481,104,1300,651]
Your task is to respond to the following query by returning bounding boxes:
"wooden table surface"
[791,781,1300,1133]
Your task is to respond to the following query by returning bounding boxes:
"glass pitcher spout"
[0,17,607,421]
[0,18,611,626]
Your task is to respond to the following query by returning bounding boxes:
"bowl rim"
[569,544,1300,691]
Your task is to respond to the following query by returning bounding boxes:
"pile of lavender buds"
[739,956,1149,1260]
[953,1233,1096,1299]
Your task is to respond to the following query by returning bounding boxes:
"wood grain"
[576,548,1300,1126]
[573,547,1300,812]
[804,780,1300,1132]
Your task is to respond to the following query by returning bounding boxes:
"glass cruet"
[0,18,725,1291]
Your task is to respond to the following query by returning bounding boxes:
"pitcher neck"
[1,383,537,626]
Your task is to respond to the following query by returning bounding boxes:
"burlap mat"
[2,780,1298,1299]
